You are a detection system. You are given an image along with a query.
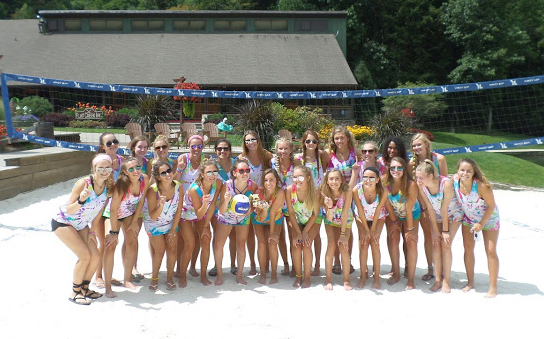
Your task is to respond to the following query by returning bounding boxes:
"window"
[294,20,328,32]
[255,19,288,31]
[173,20,206,31]
[64,19,82,31]
[132,20,165,31]
[213,20,247,31]
[90,19,123,31]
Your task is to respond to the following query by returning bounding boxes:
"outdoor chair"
[203,123,224,148]
[181,122,199,147]
[125,122,143,140]
[154,122,181,149]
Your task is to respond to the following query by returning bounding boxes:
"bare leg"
[235,225,250,285]
[348,228,354,274]
[94,218,105,286]
[148,234,166,290]
[312,226,322,276]
[291,226,303,288]
[254,224,269,284]
[404,220,420,290]
[178,220,195,288]
[174,227,183,278]
[483,228,499,298]
[229,228,237,273]
[324,224,336,290]
[370,220,385,289]
[268,222,281,285]
[302,223,321,288]
[165,232,177,289]
[461,226,475,292]
[386,220,401,285]
[196,219,213,286]
[103,218,119,298]
[189,224,200,277]
[278,221,290,275]
[122,220,141,290]
[213,223,233,286]
[420,212,434,281]
[429,224,443,292]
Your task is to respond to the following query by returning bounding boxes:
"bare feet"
[324,282,333,291]
[178,278,187,288]
[387,275,400,286]
[485,287,498,298]
[94,278,105,288]
[236,276,248,285]
[124,281,138,290]
[105,288,117,298]
[290,269,296,278]
[269,276,278,285]
[461,283,473,293]
[429,281,442,292]
[442,282,451,293]
[405,283,416,290]
[293,277,302,288]
[356,279,366,289]
[311,266,321,277]
[149,281,158,291]
[281,264,290,276]
[249,265,257,276]
[201,277,213,286]
[214,277,223,286]
[301,278,311,288]
[188,268,198,277]
[258,275,267,285]
[344,282,353,291]
[372,279,381,290]
[403,269,408,279]
[173,271,180,279]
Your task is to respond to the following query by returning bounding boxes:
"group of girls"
[52,126,500,305]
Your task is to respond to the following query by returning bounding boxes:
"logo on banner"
[276,92,283,99]
[309,92,316,99]
[74,81,81,88]
[374,90,381,97]
[476,83,483,89]
[89,146,96,152]
[23,134,29,141]
[56,141,62,147]
[144,87,151,94]
[500,143,507,149]
[464,147,472,153]
[122,149,130,156]
[109,85,117,92]
[536,139,543,145]
[408,89,414,95]
[244,92,251,98]
[342,92,348,98]
[440,86,448,92]
[39,78,46,84]
[510,80,518,86]
[212,91,218,98]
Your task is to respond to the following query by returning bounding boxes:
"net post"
[0,68,17,139]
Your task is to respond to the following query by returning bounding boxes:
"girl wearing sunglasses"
[356,141,387,177]
[270,138,295,278]
[409,133,448,283]
[95,132,124,288]
[383,157,420,290]
[285,166,322,288]
[102,157,150,297]
[174,134,205,280]
[239,131,273,276]
[52,154,113,305]
[325,126,362,276]
[352,167,392,289]
[208,139,238,278]
[321,169,354,291]
[294,129,328,277]
[251,168,286,285]
[415,160,463,293]
[151,135,177,177]
[143,161,183,291]
[178,160,223,288]
[214,159,258,286]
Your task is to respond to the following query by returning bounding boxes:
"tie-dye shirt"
[328,148,356,183]
[453,174,500,230]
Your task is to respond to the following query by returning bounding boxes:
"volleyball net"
[1,71,543,157]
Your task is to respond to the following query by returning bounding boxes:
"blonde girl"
[321,169,354,291]
[271,137,295,277]
[103,157,150,297]
[453,158,500,298]
[251,168,286,284]
[410,133,448,282]
[294,129,328,276]
[352,167,392,289]
[285,166,322,288]
[383,157,420,290]
[415,160,464,293]
[214,159,258,285]
[356,141,387,178]
[178,159,222,287]
[143,161,183,291]
[239,130,273,275]
[52,154,113,305]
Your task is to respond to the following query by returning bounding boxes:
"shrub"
[135,95,175,133]
[204,113,235,125]
[68,120,107,128]
[42,113,75,127]
[233,100,276,150]
[105,113,131,127]
[409,128,435,141]
[117,107,139,119]
[17,96,54,117]
[370,109,412,148]
[273,104,329,138]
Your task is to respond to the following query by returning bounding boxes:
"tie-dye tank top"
[328,148,356,183]
[181,182,217,221]
[354,182,386,221]
[421,176,464,223]
[143,180,181,236]
[452,174,500,230]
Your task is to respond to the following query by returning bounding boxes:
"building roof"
[0,20,357,88]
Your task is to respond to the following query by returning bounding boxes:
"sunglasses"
[96,167,113,174]
[155,145,168,151]
[362,176,377,182]
[216,147,230,152]
[390,166,404,172]
[235,168,251,174]
[292,175,306,182]
[362,149,375,154]
[244,138,258,144]
[305,139,318,144]
[126,166,142,173]
[160,168,173,177]
[105,139,119,147]
[191,144,203,150]
[205,171,219,177]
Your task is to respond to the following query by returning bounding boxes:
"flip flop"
[209,267,217,277]
[166,282,177,291]
[111,279,123,286]
[131,274,143,282]
[332,263,341,275]
[350,265,355,274]
[422,273,435,281]
[230,267,237,275]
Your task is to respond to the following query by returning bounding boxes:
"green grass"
[431,131,544,188]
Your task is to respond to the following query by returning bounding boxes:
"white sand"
[0,181,543,338]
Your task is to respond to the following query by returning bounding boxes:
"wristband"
[176,167,182,173]
[77,198,86,205]
[109,230,120,235]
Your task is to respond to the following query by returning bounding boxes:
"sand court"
[0,180,543,338]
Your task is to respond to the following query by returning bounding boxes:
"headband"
[188,134,204,144]
[363,166,380,178]
[93,154,113,166]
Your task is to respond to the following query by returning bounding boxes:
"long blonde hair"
[327,125,356,153]
[320,169,349,201]
[415,159,438,179]
[293,165,317,212]
[274,137,294,173]
[194,159,219,188]
[410,133,433,174]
